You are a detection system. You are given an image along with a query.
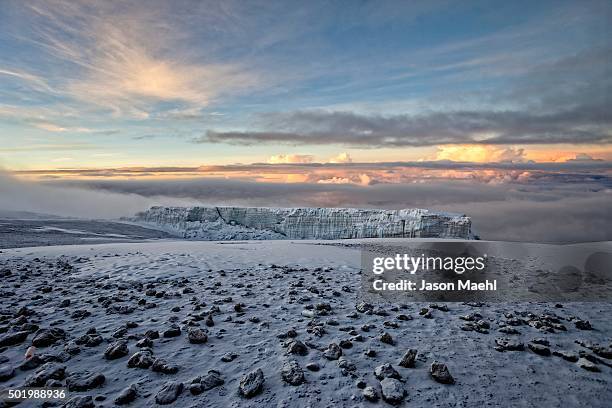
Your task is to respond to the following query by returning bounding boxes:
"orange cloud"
[434,145,526,162]
[328,152,353,163]
[267,154,314,164]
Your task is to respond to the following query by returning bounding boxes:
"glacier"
[128,206,473,240]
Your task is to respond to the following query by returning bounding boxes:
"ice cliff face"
[129,206,473,240]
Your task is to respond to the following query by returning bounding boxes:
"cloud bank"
[2,169,610,243]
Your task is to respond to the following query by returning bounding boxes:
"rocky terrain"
[129,206,473,240]
[0,240,610,407]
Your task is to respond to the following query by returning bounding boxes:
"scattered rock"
[61,395,95,408]
[575,320,593,330]
[104,340,129,360]
[0,365,15,382]
[430,361,454,384]
[362,385,379,402]
[128,350,154,369]
[552,350,579,362]
[380,332,394,345]
[152,358,179,374]
[75,333,103,347]
[155,381,184,405]
[281,360,305,385]
[221,352,238,362]
[380,378,405,405]
[577,358,600,372]
[66,372,106,391]
[356,302,373,313]
[305,362,320,371]
[187,328,208,344]
[494,338,524,352]
[323,343,342,360]
[115,384,138,405]
[0,331,29,347]
[32,328,66,347]
[287,340,308,355]
[24,363,65,387]
[374,363,401,380]
[528,342,551,356]
[398,349,417,368]
[339,339,353,349]
[239,368,265,398]
[163,324,181,338]
[189,370,224,395]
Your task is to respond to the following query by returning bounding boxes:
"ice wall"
[129,206,473,240]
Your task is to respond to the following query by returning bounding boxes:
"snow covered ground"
[0,239,610,407]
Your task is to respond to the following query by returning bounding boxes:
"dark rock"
[66,372,106,391]
[145,330,160,339]
[287,340,308,356]
[24,363,66,387]
[380,378,405,405]
[155,381,184,405]
[221,352,238,362]
[281,360,305,385]
[115,384,138,405]
[187,328,208,344]
[152,358,179,374]
[76,333,103,347]
[0,330,29,347]
[528,343,551,356]
[104,340,129,360]
[494,338,524,352]
[339,340,353,349]
[577,358,600,372]
[374,363,401,380]
[18,355,45,371]
[0,365,15,382]
[430,361,454,384]
[380,332,394,345]
[552,350,579,362]
[189,370,224,395]
[323,343,342,360]
[61,395,95,408]
[363,385,379,402]
[575,320,593,330]
[128,350,154,369]
[163,325,181,338]
[239,368,265,398]
[356,302,373,313]
[136,337,153,348]
[338,357,357,375]
[64,341,81,355]
[398,349,417,368]
[305,362,320,371]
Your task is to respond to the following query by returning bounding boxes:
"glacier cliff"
[129,206,473,240]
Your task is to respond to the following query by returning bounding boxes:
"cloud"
[328,152,353,163]
[25,174,609,243]
[565,153,603,162]
[0,171,198,219]
[0,68,57,93]
[17,0,257,116]
[434,145,526,163]
[33,122,68,132]
[199,103,612,147]
[267,154,314,164]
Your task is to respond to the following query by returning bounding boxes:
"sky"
[0,0,610,242]
[0,0,611,170]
